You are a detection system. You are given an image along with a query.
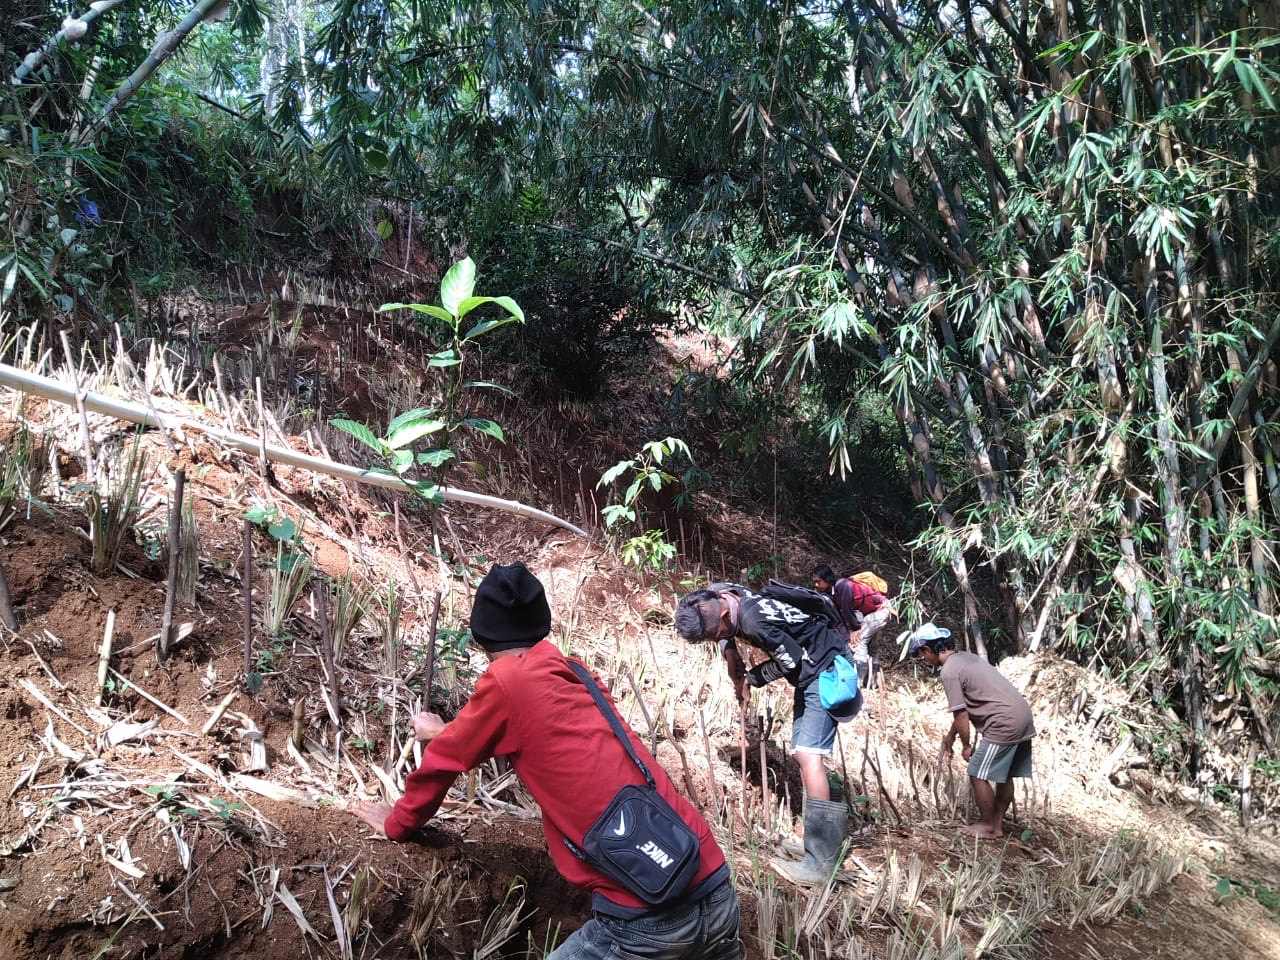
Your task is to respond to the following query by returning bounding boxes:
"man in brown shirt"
[909,623,1036,839]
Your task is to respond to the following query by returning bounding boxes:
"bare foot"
[960,822,1003,839]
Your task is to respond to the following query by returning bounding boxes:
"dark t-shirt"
[940,651,1036,744]
[710,583,847,688]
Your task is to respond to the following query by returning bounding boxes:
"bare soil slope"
[0,298,1277,959]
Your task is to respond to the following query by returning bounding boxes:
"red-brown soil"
[0,298,1277,959]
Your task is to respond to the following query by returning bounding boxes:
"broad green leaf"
[417,448,456,467]
[330,418,383,453]
[391,449,414,474]
[440,257,476,315]
[386,407,439,435]
[268,517,298,542]
[243,505,274,525]
[376,220,394,240]
[598,460,635,487]
[428,348,461,367]
[405,479,444,503]
[462,380,516,396]
[462,314,522,340]
[463,418,504,441]
[379,302,454,325]
[458,295,525,324]
[386,417,446,450]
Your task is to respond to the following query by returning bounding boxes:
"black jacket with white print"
[711,583,848,690]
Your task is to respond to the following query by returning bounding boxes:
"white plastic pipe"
[0,362,590,539]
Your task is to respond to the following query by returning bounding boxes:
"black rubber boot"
[771,797,848,886]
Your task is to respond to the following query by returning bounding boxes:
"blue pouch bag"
[818,654,862,722]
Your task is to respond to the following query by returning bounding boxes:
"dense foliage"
[3,1,1278,790]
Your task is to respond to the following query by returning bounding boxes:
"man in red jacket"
[352,562,738,960]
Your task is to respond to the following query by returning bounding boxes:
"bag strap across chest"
[567,660,656,789]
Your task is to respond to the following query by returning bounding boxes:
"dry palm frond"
[177,496,199,605]
[265,544,312,637]
[329,571,373,659]
[408,858,461,960]
[473,879,529,960]
[0,405,47,532]
[85,433,148,574]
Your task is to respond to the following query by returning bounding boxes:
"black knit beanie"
[469,561,552,651]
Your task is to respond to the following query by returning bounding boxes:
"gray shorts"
[967,739,1033,783]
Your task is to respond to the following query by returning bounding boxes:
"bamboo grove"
[3,1,1279,790]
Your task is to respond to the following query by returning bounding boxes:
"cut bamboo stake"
[758,717,771,835]
[315,584,340,728]
[0,561,17,631]
[254,377,269,482]
[95,610,116,707]
[424,591,441,708]
[698,705,723,816]
[201,689,240,736]
[290,698,305,751]
[157,467,185,661]
[241,519,253,681]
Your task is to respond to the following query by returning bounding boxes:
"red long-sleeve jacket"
[384,639,728,915]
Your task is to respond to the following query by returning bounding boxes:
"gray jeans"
[549,881,739,960]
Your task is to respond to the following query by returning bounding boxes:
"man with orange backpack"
[810,564,893,674]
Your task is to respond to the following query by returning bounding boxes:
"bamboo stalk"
[157,468,185,661]
[697,705,722,817]
[241,520,253,681]
[201,689,240,736]
[315,583,340,728]
[0,561,17,631]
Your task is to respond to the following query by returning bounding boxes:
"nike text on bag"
[564,662,701,906]
[818,654,860,713]
[573,784,701,904]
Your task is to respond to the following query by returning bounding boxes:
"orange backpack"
[850,571,889,595]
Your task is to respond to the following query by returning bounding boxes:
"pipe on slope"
[0,362,590,539]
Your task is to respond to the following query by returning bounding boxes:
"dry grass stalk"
[85,434,148,574]
[474,879,529,960]
[265,543,312,637]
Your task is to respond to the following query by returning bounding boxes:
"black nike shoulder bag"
[562,661,701,906]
